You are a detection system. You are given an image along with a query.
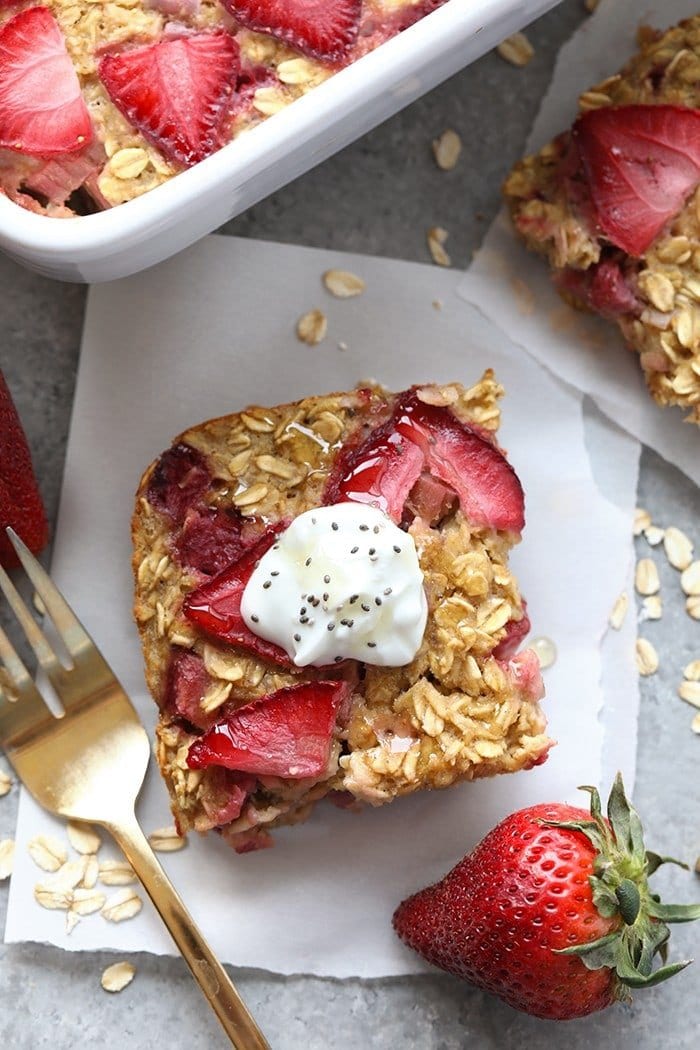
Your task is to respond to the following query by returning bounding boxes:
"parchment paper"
[5,236,640,976]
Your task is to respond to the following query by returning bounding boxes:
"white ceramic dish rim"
[0,0,540,258]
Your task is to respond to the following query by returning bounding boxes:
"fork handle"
[106,814,270,1050]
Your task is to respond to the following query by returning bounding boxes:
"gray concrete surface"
[1,1,699,1047]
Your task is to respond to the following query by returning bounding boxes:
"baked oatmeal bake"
[504,16,700,422]
[0,0,446,217]
[132,376,550,853]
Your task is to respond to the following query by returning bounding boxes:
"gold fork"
[0,527,270,1050]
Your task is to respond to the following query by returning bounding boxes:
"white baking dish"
[0,0,561,283]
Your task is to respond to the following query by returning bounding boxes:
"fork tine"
[0,558,65,684]
[0,621,52,745]
[5,528,92,662]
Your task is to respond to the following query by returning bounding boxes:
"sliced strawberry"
[325,391,524,533]
[186,680,348,778]
[0,371,48,568]
[324,412,425,521]
[221,0,361,63]
[183,525,293,667]
[572,104,700,258]
[492,601,530,661]
[147,443,211,523]
[99,30,239,168]
[0,7,92,156]
[163,648,211,728]
[177,506,244,577]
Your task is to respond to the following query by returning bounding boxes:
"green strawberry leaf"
[647,901,700,923]
[645,851,689,876]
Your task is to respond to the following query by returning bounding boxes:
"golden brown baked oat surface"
[132,376,550,853]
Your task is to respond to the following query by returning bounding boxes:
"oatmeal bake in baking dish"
[0,0,447,217]
[504,16,700,423]
[132,376,551,853]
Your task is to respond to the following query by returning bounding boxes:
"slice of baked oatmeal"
[132,376,550,853]
[504,16,700,422]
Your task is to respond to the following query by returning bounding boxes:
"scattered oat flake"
[641,595,662,621]
[99,859,137,886]
[686,596,700,621]
[71,887,106,916]
[67,821,102,855]
[102,888,143,923]
[635,638,659,676]
[0,770,11,797]
[679,681,700,708]
[81,854,100,890]
[322,269,365,298]
[432,128,462,171]
[427,226,451,267]
[608,592,629,630]
[34,885,72,911]
[497,32,534,67]
[684,660,700,681]
[50,858,92,892]
[530,636,557,669]
[101,961,136,994]
[635,558,660,596]
[643,525,665,547]
[0,839,15,880]
[681,561,700,596]
[511,276,535,315]
[296,309,327,346]
[148,826,187,853]
[432,299,443,311]
[633,508,652,536]
[65,911,81,935]
[28,834,68,872]
[664,526,693,570]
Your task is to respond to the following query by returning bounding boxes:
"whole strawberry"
[0,371,49,567]
[393,775,700,1020]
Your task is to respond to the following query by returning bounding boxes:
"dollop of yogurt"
[240,503,427,668]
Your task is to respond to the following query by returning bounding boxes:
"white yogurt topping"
[240,503,427,668]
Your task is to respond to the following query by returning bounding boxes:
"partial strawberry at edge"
[221,0,362,63]
[0,372,49,568]
[99,30,240,168]
[187,680,349,778]
[183,524,293,667]
[324,389,525,533]
[572,104,700,258]
[0,7,93,157]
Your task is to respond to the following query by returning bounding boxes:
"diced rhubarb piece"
[200,768,256,827]
[492,601,530,661]
[163,648,211,728]
[220,0,361,63]
[572,104,700,258]
[99,30,240,168]
[507,649,545,703]
[405,472,457,526]
[177,506,244,576]
[22,140,106,206]
[183,525,293,667]
[326,390,524,532]
[147,443,211,523]
[0,7,93,156]
[324,412,425,521]
[187,680,349,778]
[556,258,642,319]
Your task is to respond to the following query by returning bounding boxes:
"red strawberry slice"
[572,104,700,257]
[177,506,244,577]
[324,412,425,521]
[0,371,49,568]
[99,30,240,168]
[325,390,525,533]
[186,680,349,778]
[221,0,361,63]
[183,525,293,667]
[0,7,93,156]
[147,443,211,523]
